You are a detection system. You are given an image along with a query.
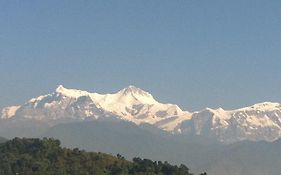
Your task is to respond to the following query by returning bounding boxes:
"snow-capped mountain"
[1,85,281,143]
[177,102,281,143]
[1,106,20,119]
[1,85,191,129]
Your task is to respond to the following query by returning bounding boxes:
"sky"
[0,0,281,111]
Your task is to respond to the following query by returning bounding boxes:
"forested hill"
[0,138,206,175]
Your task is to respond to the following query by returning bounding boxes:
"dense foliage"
[0,138,206,175]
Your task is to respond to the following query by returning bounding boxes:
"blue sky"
[0,0,281,111]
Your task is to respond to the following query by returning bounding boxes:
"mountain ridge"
[1,85,281,143]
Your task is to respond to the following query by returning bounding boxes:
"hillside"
[41,120,222,172]
[205,139,281,175]
[41,120,281,175]
[0,138,205,175]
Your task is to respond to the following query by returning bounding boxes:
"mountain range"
[1,85,281,175]
[1,85,281,143]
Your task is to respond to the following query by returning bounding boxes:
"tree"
[0,138,204,175]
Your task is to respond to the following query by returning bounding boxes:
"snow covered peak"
[55,85,66,92]
[177,102,281,143]
[120,85,151,96]
[55,85,91,98]
[1,85,186,126]
[55,85,73,94]
[55,85,71,95]
[123,85,139,91]
[116,85,157,104]
[241,102,281,111]
[1,106,20,119]
[2,84,281,143]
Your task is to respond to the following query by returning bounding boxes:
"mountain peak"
[114,85,158,105]
[127,85,138,90]
[55,85,90,98]
[241,102,281,111]
[55,85,67,93]
[120,85,151,96]
[2,84,281,143]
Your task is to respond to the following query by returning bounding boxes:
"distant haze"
[1,0,281,111]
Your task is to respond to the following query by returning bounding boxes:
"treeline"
[0,138,206,175]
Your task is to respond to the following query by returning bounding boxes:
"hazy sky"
[0,0,281,111]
